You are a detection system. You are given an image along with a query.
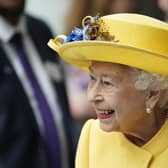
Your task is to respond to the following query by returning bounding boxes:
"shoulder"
[26,14,49,28]
[80,119,96,137]
[25,14,53,37]
[76,119,98,154]
[76,119,95,149]
[75,119,96,168]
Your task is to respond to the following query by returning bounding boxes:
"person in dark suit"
[0,0,74,168]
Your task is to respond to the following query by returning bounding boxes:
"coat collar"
[142,119,168,156]
[89,119,168,168]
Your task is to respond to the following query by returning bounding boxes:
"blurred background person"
[64,0,140,34]
[158,0,168,21]
[0,0,74,168]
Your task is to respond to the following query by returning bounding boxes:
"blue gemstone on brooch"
[64,28,84,43]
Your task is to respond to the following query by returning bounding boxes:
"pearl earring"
[146,107,152,114]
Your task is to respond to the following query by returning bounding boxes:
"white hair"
[132,68,168,110]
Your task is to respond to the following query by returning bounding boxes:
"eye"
[89,74,96,81]
[101,78,113,89]
[88,74,97,88]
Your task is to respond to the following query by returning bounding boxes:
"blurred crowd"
[0,0,168,167]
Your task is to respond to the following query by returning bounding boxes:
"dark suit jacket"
[0,14,74,168]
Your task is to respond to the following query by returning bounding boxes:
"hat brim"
[56,41,168,77]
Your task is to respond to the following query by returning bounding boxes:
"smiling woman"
[48,13,168,168]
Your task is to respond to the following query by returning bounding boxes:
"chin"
[99,122,118,132]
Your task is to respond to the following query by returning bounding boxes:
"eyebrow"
[101,74,122,84]
[89,66,122,82]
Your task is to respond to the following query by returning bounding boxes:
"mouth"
[96,109,115,119]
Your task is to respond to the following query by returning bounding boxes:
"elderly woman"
[48,13,168,168]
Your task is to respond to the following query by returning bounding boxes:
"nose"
[87,81,103,102]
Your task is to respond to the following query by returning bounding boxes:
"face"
[87,61,148,132]
[0,0,25,18]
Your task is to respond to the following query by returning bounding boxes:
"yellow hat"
[48,13,168,77]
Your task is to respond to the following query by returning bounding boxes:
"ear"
[146,90,161,110]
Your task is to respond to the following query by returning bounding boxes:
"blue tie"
[10,33,62,168]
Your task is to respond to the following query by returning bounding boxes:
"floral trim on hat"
[64,28,83,42]
[64,15,119,43]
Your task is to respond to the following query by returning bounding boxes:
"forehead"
[89,61,132,77]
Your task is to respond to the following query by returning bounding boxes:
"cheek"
[115,88,146,124]
[107,86,142,110]
[104,91,122,108]
[86,84,93,101]
[117,86,145,107]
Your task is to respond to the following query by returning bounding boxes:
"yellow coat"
[76,119,168,168]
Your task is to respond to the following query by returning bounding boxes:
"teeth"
[103,110,114,115]
[104,112,109,115]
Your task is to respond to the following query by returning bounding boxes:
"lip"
[97,113,113,119]
[96,109,115,119]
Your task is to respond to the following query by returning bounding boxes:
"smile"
[97,109,115,119]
